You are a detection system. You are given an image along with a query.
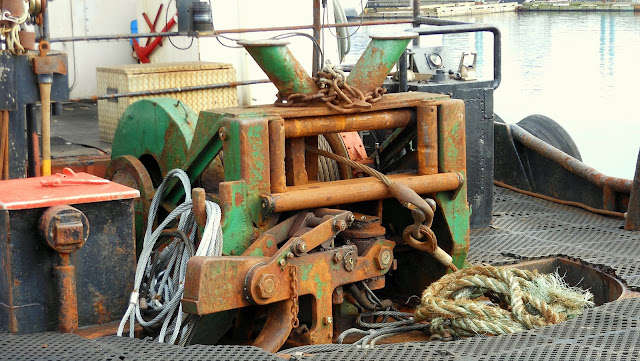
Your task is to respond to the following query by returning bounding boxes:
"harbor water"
[346,12,640,179]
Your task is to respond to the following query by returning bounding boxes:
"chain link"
[274,63,387,113]
[289,264,300,328]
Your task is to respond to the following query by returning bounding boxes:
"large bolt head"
[376,248,393,270]
[257,274,277,299]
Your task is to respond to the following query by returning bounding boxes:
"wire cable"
[166,0,194,51]
[117,169,223,344]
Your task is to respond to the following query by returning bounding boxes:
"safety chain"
[289,264,300,328]
[275,63,387,114]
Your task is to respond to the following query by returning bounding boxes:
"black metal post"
[26,104,39,177]
[398,49,408,93]
[42,0,50,42]
[313,0,322,75]
[412,0,420,46]
[625,149,640,231]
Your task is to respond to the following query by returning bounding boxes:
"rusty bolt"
[295,240,307,254]
[344,251,356,272]
[348,214,355,223]
[279,259,286,267]
[333,220,347,232]
[257,274,276,299]
[286,252,294,260]
[323,316,333,325]
[219,127,227,140]
[375,248,393,270]
[333,252,343,264]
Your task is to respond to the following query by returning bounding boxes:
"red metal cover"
[0,172,139,210]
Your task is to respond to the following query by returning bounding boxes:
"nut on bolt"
[323,316,333,325]
[376,248,393,270]
[333,219,347,232]
[218,127,227,140]
[257,274,277,299]
[293,238,307,255]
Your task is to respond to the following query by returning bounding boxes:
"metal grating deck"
[2,186,640,360]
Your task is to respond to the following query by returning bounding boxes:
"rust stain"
[93,290,111,324]
[235,193,244,207]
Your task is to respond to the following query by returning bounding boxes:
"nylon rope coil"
[414,265,595,337]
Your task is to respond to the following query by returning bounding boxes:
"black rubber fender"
[517,114,582,161]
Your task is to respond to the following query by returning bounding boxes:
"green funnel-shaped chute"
[347,33,418,94]
[238,39,319,98]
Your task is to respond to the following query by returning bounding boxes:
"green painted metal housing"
[111,98,198,180]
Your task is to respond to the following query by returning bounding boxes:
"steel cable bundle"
[117,169,223,345]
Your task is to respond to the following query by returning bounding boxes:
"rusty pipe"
[269,118,287,193]
[251,299,295,352]
[417,104,438,175]
[264,172,463,213]
[55,254,79,333]
[312,0,321,74]
[50,21,415,43]
[285,109,415,138]
[510,124,632,193]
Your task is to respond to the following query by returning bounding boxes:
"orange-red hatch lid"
[0,169,139,211]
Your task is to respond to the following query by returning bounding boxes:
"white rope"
[1,0,30,54]
[117,169,223,345]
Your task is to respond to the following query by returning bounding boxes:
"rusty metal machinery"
[106,34,470,351]
[0,170,138,334]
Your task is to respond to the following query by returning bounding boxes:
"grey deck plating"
[2,186,640,360]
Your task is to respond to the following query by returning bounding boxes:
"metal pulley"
[177,0,213,36]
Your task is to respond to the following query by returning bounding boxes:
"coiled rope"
[414,265,594,337]
[1,0,30,54]
[117,169,223,345]
[310,145,593,342]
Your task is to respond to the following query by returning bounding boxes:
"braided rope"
[1,0,30,54]
[414,265,594,336]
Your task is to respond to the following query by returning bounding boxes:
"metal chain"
[289,264,300,328]
[274,63,387,113]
